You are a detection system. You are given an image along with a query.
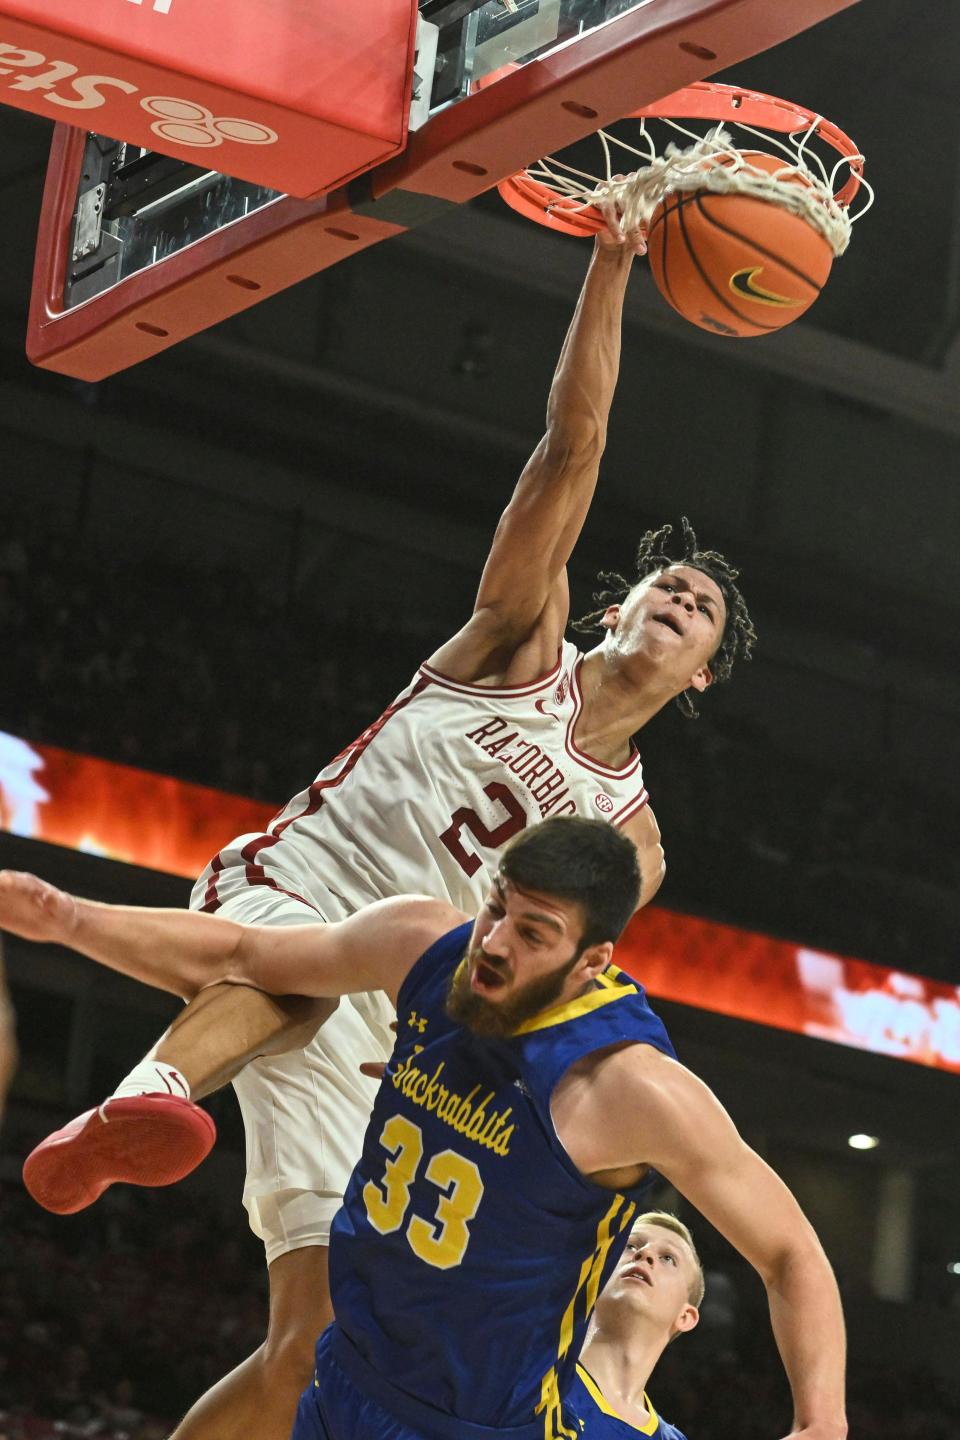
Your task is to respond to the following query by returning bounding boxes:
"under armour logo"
[408,1011,428,1034]
[126,0,174,12]
[140,96,279,149]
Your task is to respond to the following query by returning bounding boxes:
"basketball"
[646,151,835,338]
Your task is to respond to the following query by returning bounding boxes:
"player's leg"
[24,890,394,1438]
[169,1214,333,1440]
[22,977,336,1215]
[146,981,335,1099]
[165,978,394,1440]
[22,890,341,1209]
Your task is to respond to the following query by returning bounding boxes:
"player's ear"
[687,663,713,695]
[600,604,621,633]
[579,941,613,981]
[673,1303,699,1337]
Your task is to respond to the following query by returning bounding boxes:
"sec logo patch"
[594,793,614,813]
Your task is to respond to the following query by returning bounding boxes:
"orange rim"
[497,174,606,237]
[498,81,865,235]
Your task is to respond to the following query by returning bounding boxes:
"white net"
[526,115,874,257]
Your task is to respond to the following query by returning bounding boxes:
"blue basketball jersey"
[328,922,677,1440]
[566,1365,688,1439]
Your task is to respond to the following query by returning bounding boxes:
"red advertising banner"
[1,731,958,1076]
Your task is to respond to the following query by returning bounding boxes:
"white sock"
[111,1060,192,1102]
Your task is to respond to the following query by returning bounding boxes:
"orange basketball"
[646,151,834,338]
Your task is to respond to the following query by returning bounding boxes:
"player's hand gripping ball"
[646,151,834,337]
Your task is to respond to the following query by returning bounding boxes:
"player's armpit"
[621,805,665,909]
[225,895,466,1008]
[426,574,568,687]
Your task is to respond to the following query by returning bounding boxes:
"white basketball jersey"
[192,641,649,920]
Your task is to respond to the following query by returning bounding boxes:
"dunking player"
[0,820,844,1440]
[570,1211,704,1438]
[23,229,755,1440]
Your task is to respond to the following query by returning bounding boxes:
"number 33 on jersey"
[329,920,676,1433]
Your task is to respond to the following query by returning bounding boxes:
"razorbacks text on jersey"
[566,1365,689,1439]
[313,922,677,1440]
[192,641,649,920]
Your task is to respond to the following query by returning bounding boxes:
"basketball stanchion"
[497,82,873,337]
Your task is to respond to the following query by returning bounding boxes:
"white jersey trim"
[418,651,563,698]
[612,789,650,826]
[564,657,643,780]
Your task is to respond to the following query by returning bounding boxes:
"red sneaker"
[22,1094,217,1214]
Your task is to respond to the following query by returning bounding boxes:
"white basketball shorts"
[202,887,395,1262]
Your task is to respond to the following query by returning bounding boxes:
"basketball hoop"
[498,82,873,258]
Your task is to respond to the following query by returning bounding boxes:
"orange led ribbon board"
[2,728,955,1077]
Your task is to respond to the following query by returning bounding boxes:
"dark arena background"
[1,2,959,1437]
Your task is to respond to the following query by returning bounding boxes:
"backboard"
[23,0,861,380]
[0,0,417,196]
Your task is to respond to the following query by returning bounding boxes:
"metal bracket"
[411,14,442,131]
[73,184,106,263]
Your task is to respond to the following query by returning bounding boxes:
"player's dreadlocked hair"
[571,517,756,719]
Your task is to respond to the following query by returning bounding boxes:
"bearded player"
[2,821,843,1440]
[21,226,755,1440]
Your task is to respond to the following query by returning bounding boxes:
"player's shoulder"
[570,1037,691,1133]
[654,1416,689,1440]
[363,894,468,952]
[387,898,473,1013]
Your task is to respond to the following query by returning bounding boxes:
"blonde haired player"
[22,224,754,1440]
[572,1212,705,1437]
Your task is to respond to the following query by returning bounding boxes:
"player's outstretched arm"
[569,1047,847,1440]
[0,870,461,1006]
[0,868,259,998]
[221,894,463,1005]
[429,233,639,685]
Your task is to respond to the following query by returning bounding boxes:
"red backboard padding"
[0,0,417,197]
[27,0,860,380]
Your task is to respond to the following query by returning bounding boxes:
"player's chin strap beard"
[445,949,583,1039]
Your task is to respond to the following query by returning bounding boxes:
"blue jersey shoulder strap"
[510,962,676,1111]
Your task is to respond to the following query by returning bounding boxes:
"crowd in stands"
[0,1175,265,1440]
[0,1168,956,1440]
[0,533,956,979]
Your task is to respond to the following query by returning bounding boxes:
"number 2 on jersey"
[440,780,527,877]
[363,1114,484,1270]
